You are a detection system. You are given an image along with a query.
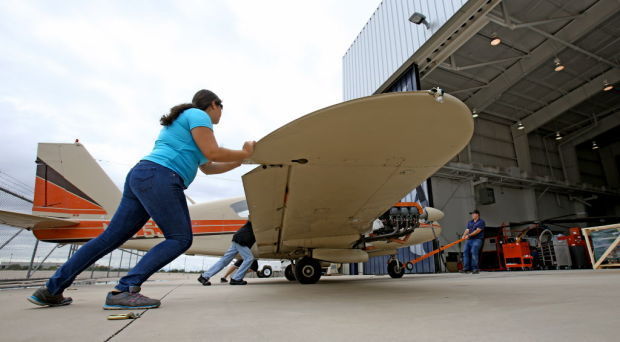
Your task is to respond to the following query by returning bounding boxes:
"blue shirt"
[143,108,213,188]
[466,219,486,239]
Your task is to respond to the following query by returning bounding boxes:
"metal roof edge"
[374,0,501,94]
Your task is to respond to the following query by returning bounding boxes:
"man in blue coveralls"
[461,209,485,274]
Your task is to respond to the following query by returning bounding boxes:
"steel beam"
[375,0,502,93]
[512,129,533,174]
[558,113,620,184]
[440,55,528,71]
[436,164,620,197]
[466,0,618,111]
[488,14,619,69]
[562,112,620,147]
[0,229,23,251]
[600,142,620,188]
[26,240,39,279]
[29,244,62,277]
[516,68,620,134]
[0,186,33,204]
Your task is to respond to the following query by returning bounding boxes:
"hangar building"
[343,0,619,274]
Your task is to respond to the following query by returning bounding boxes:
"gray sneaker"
[103,287,160,310]
[27,287,73,307]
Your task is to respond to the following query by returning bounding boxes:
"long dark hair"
[160,89,221,126]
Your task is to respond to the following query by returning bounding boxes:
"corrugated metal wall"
[343,0,468,101]
[365,243,436,274]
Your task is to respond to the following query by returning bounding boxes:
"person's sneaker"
[459,270,471,274]
[103,287,160,310]
[197,275,211,286]
[472,270,480,274]
[220,277,228,283]
[229,278,247,285]
[27,287,73,307]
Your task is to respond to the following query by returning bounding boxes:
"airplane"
[0,89,473,284]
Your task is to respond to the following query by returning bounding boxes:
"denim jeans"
[46,160,193,295]
[202,242,254,281]
[463,238,483,271]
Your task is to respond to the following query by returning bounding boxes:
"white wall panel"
[343,0,467,100]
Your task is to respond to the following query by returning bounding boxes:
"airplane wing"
[243,91,473,258]
[0,209,79,230]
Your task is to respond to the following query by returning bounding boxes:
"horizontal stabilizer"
[0,209,79,230]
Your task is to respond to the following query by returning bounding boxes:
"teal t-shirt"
[143,108,213,188]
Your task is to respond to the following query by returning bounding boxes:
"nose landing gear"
[387,258,405,278]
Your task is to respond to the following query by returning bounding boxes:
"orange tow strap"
[405,237,468,268]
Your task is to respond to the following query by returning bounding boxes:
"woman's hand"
[243,141,256,158]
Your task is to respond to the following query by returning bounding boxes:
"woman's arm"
[199,161,242,175]
[191,126,254,162]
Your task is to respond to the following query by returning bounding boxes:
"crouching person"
[198,221,255,285]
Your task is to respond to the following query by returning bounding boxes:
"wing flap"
[0,209,79,230]
[282,164,438,242]
[242,165,289,255]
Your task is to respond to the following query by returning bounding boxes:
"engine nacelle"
[421,207,444,222]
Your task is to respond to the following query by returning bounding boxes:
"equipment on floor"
[502,241,533,270]
[559,228,590,269]
[107,312,140,320]
[476,213,620,272]
[479,226,508,271]
[538,229,571,269]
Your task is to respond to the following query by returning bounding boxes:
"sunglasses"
[216,100,223,109]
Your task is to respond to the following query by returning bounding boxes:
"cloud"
[0,0,379,204]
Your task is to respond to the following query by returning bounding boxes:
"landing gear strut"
[387,258,405,279]
[294,256,322,284]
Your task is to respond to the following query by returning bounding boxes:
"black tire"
[294,257,322,284]
[261,265,273,278]
[387,259,405,278]
[284,264,296,281]
[256,270,264,278]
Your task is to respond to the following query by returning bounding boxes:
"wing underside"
[243,163,437,257]
[242,91,474,258]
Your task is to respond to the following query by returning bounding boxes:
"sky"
[0,0,381,271]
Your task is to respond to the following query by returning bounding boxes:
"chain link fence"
[0,169,282,288]
[0,169,148,287]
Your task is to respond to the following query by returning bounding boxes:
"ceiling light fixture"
[472,108,479,118]
[591,141,599,150]
[517,121,525,130]
[554,57,564,72]
[555,131,562,141]
[490,33,501,46]
[603,80,613,91]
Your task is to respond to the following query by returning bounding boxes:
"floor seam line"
[103,283,184,342]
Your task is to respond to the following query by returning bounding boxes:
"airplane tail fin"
[33,142,122,218]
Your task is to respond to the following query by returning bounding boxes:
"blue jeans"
[46,160,193,295]
[463,238,483,271]
[202,242,254,281]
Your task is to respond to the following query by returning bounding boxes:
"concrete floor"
[0,270,618,342]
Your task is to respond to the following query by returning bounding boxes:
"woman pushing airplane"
[27,89,255,310]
